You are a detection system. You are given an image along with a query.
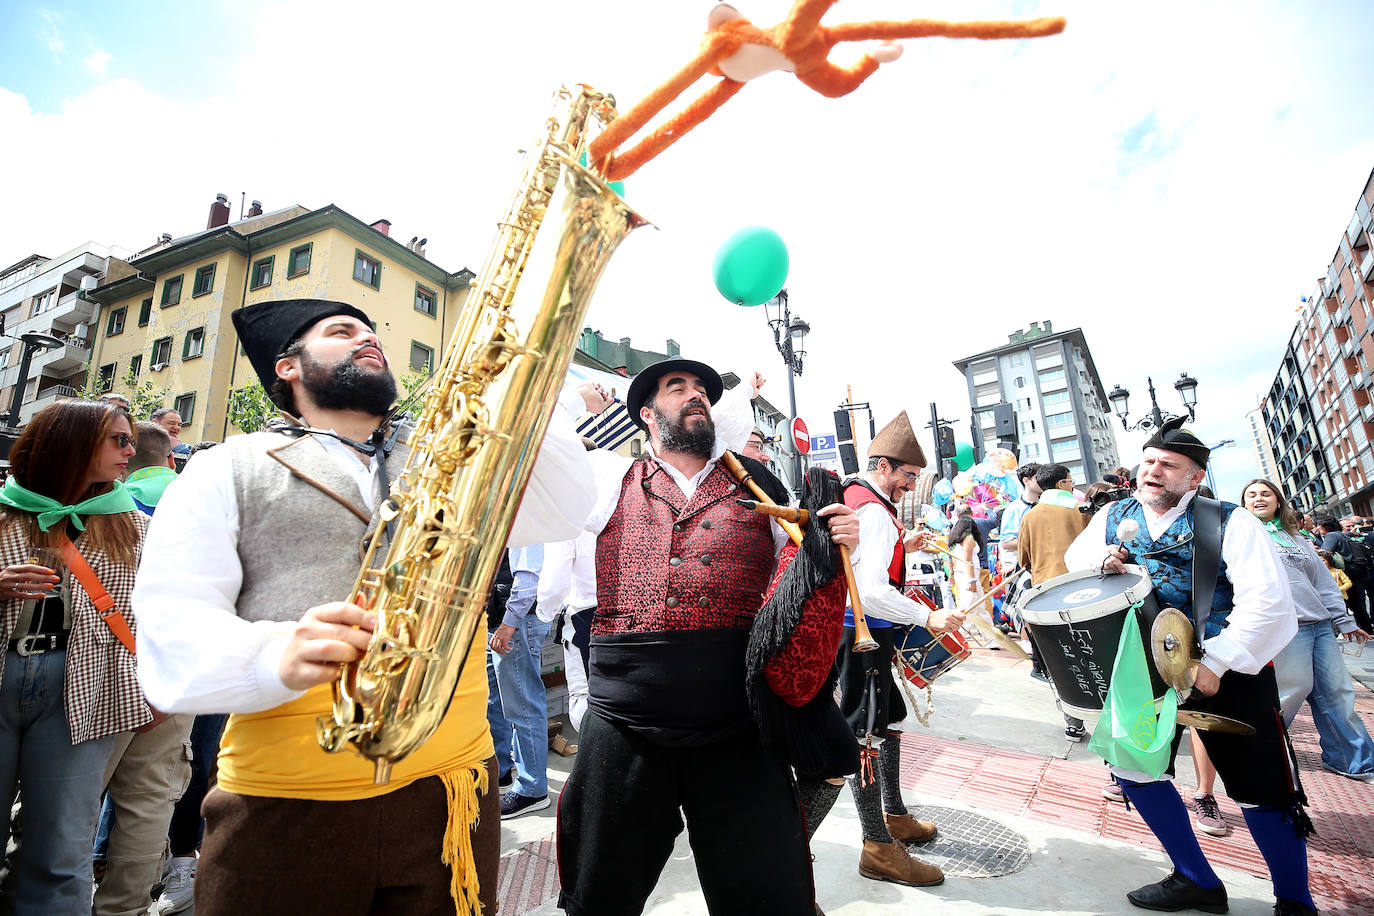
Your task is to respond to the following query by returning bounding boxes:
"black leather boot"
[1126,870,1229,913]
[1272,898,1318,916]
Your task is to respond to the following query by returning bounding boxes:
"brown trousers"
[195,757,499,916]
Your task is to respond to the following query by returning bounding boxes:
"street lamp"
[4,332,64,428]
[1110,373,1199,431]
[764,289,808,490]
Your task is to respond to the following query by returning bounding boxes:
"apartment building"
[83,197,474,442]
[1263,168,1374,514]
[1245,404,1279,484]
[0,243,137,425]
[952,321,1120,484]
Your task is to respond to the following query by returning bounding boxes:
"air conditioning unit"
[151,362,168,372]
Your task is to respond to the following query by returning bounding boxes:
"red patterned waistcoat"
[595,458,777,634]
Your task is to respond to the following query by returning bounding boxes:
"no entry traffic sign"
[791,417,810,454]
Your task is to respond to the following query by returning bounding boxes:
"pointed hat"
[868,410,927,467]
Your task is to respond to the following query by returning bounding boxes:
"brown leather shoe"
[885,812,938,842]
[858,839,945,887]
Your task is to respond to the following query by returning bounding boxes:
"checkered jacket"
[0,511,151,743]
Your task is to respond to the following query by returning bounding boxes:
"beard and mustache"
[652,399,715,459]
[298,345,398,418]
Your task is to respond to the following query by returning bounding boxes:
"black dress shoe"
[1273,898,1317,916]
[1127,870,1229,913]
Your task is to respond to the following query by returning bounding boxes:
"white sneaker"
[153,857,196,914]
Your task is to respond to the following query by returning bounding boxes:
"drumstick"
[956,579,1031,660]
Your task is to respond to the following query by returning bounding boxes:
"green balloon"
[955,442,976,472]
[712,226,789,306]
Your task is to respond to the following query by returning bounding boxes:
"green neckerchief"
[0,477,137,531]
[123,466,178,508]
[1038,488,1080,510]
[1263,518,1295,549]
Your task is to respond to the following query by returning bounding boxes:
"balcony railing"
[1361,249,1374,283]
[18,385,79,426]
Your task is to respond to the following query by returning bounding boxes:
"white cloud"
[39,9,65,62]
[84,48,111,77]
[1,0,1372,500]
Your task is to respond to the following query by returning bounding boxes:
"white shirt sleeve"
[507,397,596,548]
[134,445,305,715]
[711,380,756,453]
[1064,508,1112,572]
[1201,509,1296,676]
[537,538,575,620]
[850,502,929,628]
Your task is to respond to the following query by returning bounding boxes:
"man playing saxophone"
[133,299,594,915]
[556,357,860,916]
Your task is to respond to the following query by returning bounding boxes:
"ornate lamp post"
[764,289,810,489]
[1109,372,1199,432]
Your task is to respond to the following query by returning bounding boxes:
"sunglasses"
[109,433,134,449]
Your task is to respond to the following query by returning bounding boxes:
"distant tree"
[226,382,278,434]
[76,363,170,419]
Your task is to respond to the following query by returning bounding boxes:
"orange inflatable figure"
[588,1,1066,181]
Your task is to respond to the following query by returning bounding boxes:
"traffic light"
[935,424,956,460]
[940,458,958,481]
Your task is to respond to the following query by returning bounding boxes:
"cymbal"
[1175,709,1256,735]
[1151,608,1199,692]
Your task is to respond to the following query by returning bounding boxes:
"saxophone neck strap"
[57,534,135,656]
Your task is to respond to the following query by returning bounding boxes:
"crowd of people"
[0,295,1368,916]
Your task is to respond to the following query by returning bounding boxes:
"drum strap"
[1191,495,1223,644]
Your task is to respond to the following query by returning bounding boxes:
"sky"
[3,0,1373,500]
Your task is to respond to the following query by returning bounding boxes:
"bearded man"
[556,357,860,916]
[1064,417,1315,916]
[133,299,593,915]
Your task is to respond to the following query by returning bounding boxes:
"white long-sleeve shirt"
[537,529,598,621]
[848,479,929,628]
[1063,490,1296,678]
[134,398,595,715]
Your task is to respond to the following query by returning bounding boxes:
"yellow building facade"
[86,204,473,441]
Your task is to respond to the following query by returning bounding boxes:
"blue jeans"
[0,650,116,915]
[485,643,514,779]
[491,616,552,797]
[1273,621,1374,776]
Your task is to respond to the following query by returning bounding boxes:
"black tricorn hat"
[625,357,724,431]
[1143,415,1211,467]
[231,299,374,394]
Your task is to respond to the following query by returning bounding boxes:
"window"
[1015,377,1025,388]
[1038,367,1066,383]
[129,354,142,378]
[415,284,436,317]
[410,341,434,373]
[1007,353,1025,367]
[1021,419,1036,433]
[183,327,206,360]
[1046,411,1074,428]
[353,251,381,289]
[1042,390,1070,406]
[138,297,152,327]
[250,256,274,290]
[287,244,312,278]
[97,363,117,393]
[161,274,183,306]
[106,306,127,337]
[173,392,196,425]
[192,263,216,297]
[31,289,57,316]
[151,336,173,368]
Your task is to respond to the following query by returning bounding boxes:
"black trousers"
[557,711,814,916]
[1166,665,1306,810]
[1346,576,1373,631]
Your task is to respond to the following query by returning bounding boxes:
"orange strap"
[58,535,136,656]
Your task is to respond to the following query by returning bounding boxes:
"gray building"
[952,321,1120,484]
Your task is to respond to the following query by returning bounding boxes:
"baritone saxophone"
[317,85,648,784]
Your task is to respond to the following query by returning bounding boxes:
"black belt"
[8,630,71,656]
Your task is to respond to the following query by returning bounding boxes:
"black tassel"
[746,468,846,774]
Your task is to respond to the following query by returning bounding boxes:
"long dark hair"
[1239,477,1300,536]
[947,501,984,551]
[3,399,138,564]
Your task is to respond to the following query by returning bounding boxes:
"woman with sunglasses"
[1241,478,1374,781]
[0,399,150,913]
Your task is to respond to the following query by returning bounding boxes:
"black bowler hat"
[625,358,724,431]
[231,299,374,393]
[1143,415,1211,467]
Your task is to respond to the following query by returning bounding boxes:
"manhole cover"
[901,805,1030,878]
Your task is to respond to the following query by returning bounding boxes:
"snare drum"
[894,625,971,689]
[1017,564,1167,720]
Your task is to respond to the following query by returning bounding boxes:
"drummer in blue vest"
[1064,417,1314,916]
[799,411,964,888]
